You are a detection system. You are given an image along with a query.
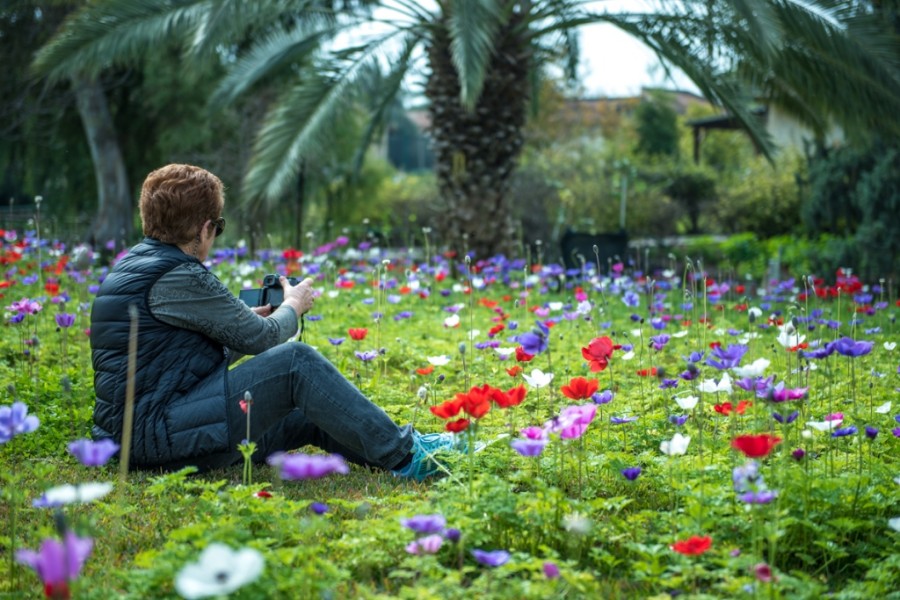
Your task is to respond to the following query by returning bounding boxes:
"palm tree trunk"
[71,74,132,250]
[426,13,530,259]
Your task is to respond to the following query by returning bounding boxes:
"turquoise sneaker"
[392,432,460,482]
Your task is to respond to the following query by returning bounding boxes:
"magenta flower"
[16,532,93,596]
[266,452,349,480]
[520,426,547,440]
[67,438,119,467]
[543,561,561,579]
[768,382,808,402]
[406,534,444,555]
[0,401,40,443]
[472,549,510,568]
[546,404,597,439]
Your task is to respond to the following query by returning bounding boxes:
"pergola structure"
[686,107,768,163]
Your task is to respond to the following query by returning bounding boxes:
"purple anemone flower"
[591,390,614,405]
[0,401,40,443]
[67,438,119,467]
[739,490,778,504]
[309,502,329,514]
[15,532,93,594]
[267,452,349,480]
[55,313,76,328]
[831,425,858,438]
[706,344,749,370]
[864,426,878,440]
[610,416,638,425]
[511,437,548,457]
[650,334,670,351]
[472,549,511,568]
[621,467,642,481]
[327,337,345,346]
[831,337,874,358]
[354,350,378,362]
[401,514,446,535]
[669,414,689,426]
[772,411,799,425]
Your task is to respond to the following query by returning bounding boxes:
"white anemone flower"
[698,372,733,394]
[884,342,897,351]
[674,395,699,411]
[620,351,635,361]
[807,419,842,432]
[672,330,689,338]
[426,355,451,366]
[175,543,264,599]
[888,518,900,533]
[36,482,113,507]
[747,307,763,320]
[875,401,892,414]
[523,368,554,388]
[776,324,805,348]
[660,433,691,456]
[732,358,771,378]
[494,347,517,359]
[443,314,460,328]
[548,301,564,312]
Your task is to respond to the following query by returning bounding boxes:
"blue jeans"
[190,343,413,472]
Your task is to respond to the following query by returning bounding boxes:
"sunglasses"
[212,217,226,237]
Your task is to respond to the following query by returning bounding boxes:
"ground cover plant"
[1,229,899,599]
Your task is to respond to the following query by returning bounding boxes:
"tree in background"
[634,93,680,159]
[30,0,900,258]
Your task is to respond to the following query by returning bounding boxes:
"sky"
[354,0,701,100]
[577,1,699,97]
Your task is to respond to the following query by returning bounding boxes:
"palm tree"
[33,0,900,258]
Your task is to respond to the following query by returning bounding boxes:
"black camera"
[239,274,299,309]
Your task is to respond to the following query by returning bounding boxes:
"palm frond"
[350,34,420,174]
[32,0,210,82]
[447,0,505,109]
[603,11,775,157]
[242,34,406,203]
[209,18,340,107]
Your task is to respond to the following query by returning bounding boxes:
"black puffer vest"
[90,238,229,467]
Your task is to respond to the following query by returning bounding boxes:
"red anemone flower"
[636,367,658,377]
[560,377,599,401]
[671,535,713,556]
[348,327,368,341]
[581,336,614,372]
[515,347,535,363]
[492,385,527,408]
[506,365,523,377]
[416,365,435,376]
[430,397,464,419]
[446,418,470,433]
[731,434,782,458]
[714,400,751,416]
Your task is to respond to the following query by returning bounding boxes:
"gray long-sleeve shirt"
[148,262,298,363]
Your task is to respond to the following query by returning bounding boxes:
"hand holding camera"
[239,274,315,316]
[281,276,315,316]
